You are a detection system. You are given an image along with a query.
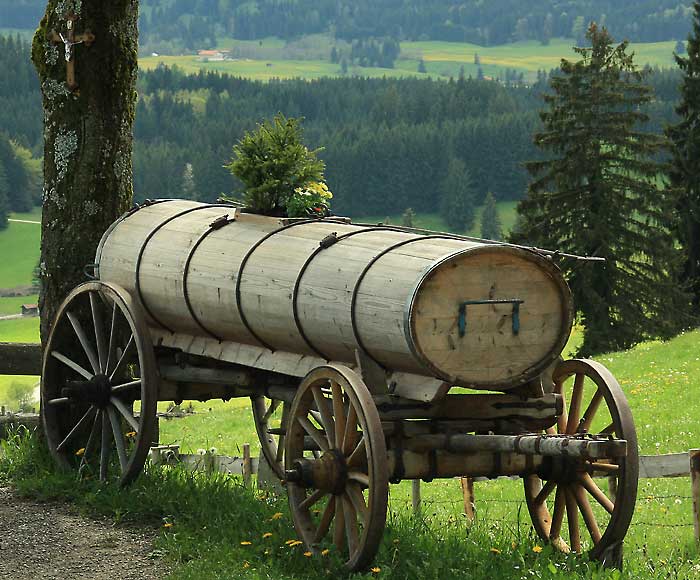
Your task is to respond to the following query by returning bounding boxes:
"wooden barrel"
[96,200,574,390]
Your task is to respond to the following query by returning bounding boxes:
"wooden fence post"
[690,449,700,544]
[412,480,421,516]
[461,477,475,521]
[243,443,252,488]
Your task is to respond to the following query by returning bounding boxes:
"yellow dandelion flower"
[304,551,313,557]
[271,512,284,520]
[532,545,543,554]
[285,539,297,545]
[371,567,381,574]
[240,541,252,546]
[321,549,330,556]
[75,448,86,457]
[490,548,501,555]
[243,561,250,569]
[263,532,273,539]
[125,431,137,438]
[163,522,173,528]
[290,540,303,547]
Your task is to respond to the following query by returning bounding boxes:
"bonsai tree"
[225,114,329,216]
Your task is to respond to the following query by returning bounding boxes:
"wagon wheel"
[284,365,388,572]
[523,359,638,566]
[251,395,290,479]
[41,281,158,486]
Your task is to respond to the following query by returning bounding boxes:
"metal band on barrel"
[135,203,234,333]
[182,214,238,342]
[291,226,400,360]
[234,218,351,352]
[350,235,455,369]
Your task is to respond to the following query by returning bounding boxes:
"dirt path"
[0,487,167,580]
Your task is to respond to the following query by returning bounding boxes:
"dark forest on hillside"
[0,34,682,217]
[1,0,695,51]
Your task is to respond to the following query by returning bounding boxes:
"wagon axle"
[62,375,118,408]
[286,449,350,495]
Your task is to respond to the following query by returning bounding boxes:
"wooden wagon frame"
[40,200,638,571]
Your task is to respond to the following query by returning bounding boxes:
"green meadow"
[139,37,679,84]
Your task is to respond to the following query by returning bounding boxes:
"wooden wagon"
[41,199,638,570]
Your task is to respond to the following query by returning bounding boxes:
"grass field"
[0,208,41,289]
[352,200,519,238]
[139,37,679,84]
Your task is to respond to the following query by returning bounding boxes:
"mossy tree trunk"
[32,0,138,345]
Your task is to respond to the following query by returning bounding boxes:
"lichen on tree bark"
[32,0,138,344]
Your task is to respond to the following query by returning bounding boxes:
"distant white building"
[197,50,229,61]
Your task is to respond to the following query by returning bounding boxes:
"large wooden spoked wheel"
[285,365,388,572]
[251,395,290,479]
[41,281,158,486]
[523,359,638,565]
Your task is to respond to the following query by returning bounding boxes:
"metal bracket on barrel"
[458,299,524,337]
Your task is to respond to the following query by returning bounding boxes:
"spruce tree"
[440,158,476,232]
[668,2,700,312]
[480,192,503,240]
[513,24,687,355]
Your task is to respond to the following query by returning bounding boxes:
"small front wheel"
[285,364,388,571]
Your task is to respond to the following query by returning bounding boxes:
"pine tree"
[440,158,476,232]
[513,23,687,355]
[0,160,9,230]
[668,2,700,312]
[480,192,503,240]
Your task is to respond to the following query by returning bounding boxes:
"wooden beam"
[0,343,42,376]
[690,449,700,544]
[639,453,691,478]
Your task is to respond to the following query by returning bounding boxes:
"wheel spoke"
[579,389,603,434]
[100,412,111,481]
[109,334,134,381]
[550,486,566,540]
[565,487,581,552]
[346,483,368,525]
[579,473,615,514]
[313,496,336,543]
[566,374,585,434]
[534,480,556,506]
[48,397,70,406]
[555,381,568,433]
[262,398,280,423]
[275,402,290,464]
[312,386,336,448]
[331,381,346,452]
[51,351,93,380]
[110,396,140,432]
[111,379,142,395]
[600,423,616,435]
[348,471,369,487]
[298,416,330,452]
[80,409,102,466]
[66,311,100,374]
[300,488,327,511]
[573,484,602,544]
[105,300,118,375]
[89,292,108,373]
[347,437,366,469]
[589,462,620,475]
[333,492,346,552]
[342,496,360,555]
[342,403,357,454]
[56,406,96,452]
[107,406,129,472]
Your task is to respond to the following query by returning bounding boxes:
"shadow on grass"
[0,427,694,579]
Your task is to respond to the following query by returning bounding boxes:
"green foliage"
[225,115,325,215]
[515,23,689,356]
[0,160,8,230]
[440,158,476,232]
[480,192,503,240]
[402,207,415,227]
[668,1,700,312]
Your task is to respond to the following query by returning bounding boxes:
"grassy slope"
[0,209,41,288]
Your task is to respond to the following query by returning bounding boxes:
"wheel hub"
[285,449,348,494]
[538,455,581,484]
[61,374,113,408]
